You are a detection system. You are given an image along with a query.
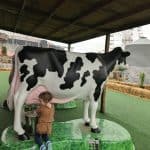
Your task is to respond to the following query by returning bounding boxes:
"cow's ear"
[114,47,122,52]
[122,51,130,57]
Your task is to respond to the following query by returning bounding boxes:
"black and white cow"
[7,46,130,140]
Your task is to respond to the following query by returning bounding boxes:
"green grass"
[0,71,150,150]
[104,91,150,150]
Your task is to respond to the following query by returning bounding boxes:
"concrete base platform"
[1,118,135,150]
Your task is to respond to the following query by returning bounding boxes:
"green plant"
[117,65,127,72]
[139,72,145,88]
[114,65,127,81]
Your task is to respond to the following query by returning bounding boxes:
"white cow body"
[6,46,130,139]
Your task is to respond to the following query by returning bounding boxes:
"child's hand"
[33,110,37,115]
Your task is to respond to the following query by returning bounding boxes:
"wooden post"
[68,43,71,52]
[100,33,110,113]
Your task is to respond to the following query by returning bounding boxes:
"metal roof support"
[68,43,71,52]
[100,33,110,113]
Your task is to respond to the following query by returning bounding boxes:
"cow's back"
[17,46,104,100]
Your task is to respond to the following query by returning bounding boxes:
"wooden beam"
[93,3,150,29]
[55,16,93,29]
[31,0,65,34]
[67,14,150,44]
[62,26,108,41]
[64,28,108,44]
[14,0,26,32]
[0,1,66,23]
[1,1,150,44]
[100,33,110,113]
[105,18,150,35]
[0,1,106,36]
[0,1,23,15]
[66,3,150,43]
[0,1,90,29]
[48,0,115,36]
[62,28,88,40]
[63,3,150,41]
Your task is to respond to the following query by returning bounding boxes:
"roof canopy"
[0,0,150,44]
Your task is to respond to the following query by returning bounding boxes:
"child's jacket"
[36,104,55,134]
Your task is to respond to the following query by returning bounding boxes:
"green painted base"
[1,119,135,150]
[56,100,77,109]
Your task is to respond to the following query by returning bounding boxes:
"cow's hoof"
[18,133,30,141]
[91,128,101,133]
[3,100,9,110]
[23,125,33,134]
[84,122,90,126]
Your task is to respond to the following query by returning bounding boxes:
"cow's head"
[115,47,130,65]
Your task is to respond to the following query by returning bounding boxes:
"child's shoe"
[46,141,52,150]
[40,144,46,150]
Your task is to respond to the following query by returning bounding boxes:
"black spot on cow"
[93,66,107,101]
[86,53,97,63]
[80,71,90,87]
[20,64,29,82]
[18,46,67,91]
[60,57,83,89]
[99,47,123,74]
[26,75,38,91]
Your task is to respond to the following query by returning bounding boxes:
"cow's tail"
[6,46,23,111]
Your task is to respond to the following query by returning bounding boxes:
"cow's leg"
[90,99,100,133]
[3,100,9,110]
[83,99,90,126]
[14,85,29,140]
[90,81,106,133]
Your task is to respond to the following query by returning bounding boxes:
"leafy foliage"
[139,72,145,88]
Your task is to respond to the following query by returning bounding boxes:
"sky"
[1,24,150,53]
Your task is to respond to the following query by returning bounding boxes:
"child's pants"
[35,132,49,147]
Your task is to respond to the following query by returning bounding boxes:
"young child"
[35,91,75,150]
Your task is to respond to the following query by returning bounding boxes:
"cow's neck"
[101,50,121,74]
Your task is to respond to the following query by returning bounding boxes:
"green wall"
[0,71,9,103]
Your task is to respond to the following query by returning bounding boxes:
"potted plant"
[139,72,145,88]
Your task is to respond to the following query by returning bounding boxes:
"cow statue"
[6,46,130,140]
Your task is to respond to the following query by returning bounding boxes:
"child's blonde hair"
[39,91,53,103]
